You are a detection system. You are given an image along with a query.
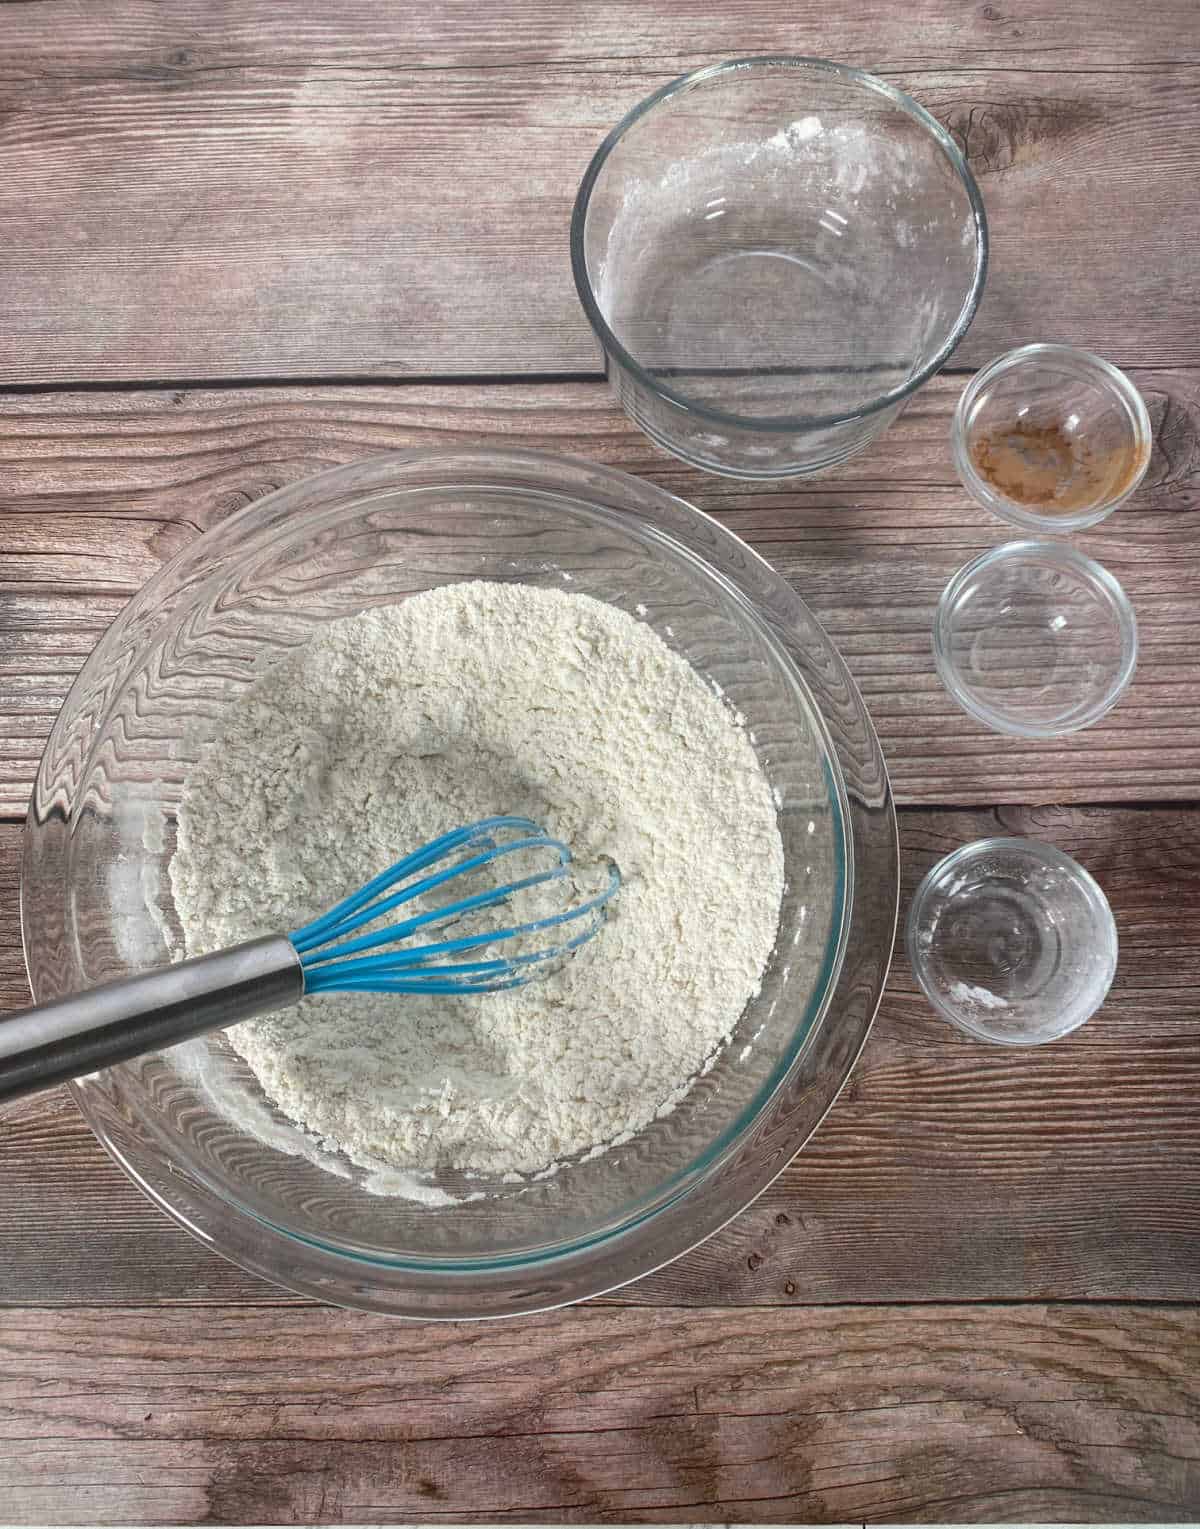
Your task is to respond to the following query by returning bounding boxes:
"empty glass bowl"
[906,838,1118,1045]
[20,450,898,1318]
[952,344,1153,532]
[933,541,1138,737]
[572,56,988,479]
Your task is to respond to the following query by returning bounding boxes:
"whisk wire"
[303,914,604,997]
[298,841,569,965]
[291,816,536,953]
[302,877,615,992]
[290,815,619,996]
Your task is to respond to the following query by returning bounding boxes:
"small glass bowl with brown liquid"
[952,343,1152,532]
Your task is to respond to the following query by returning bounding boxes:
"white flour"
[169,582,784,1178]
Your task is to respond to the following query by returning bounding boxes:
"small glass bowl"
[906,837,1118,1046]
[933,540,1137,737]
[952,343,1152,532]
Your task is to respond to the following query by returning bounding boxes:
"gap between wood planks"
[0,365,995,397]
[2,363,1200,396]
[0,370,609,396]
[3,1295,1199,1311]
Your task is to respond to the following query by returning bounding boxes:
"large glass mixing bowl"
[20,450,897,1318]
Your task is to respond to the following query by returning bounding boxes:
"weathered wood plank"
[3,804,1198,1308]
[1,1,1198,382]
[0,1302,1196,1523]
[9,0,1192,73]
[3,376,1198,813]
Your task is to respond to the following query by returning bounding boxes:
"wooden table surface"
[2,2,1199,1522]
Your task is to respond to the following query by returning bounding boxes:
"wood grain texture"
[3,804,1198,1308]
[0,1302,1197,1523]
[3,375,1198,813]
[2,4,1198,1517]
[1,0,1199,382]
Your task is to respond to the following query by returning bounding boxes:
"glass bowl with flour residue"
[573,56,988,478]
[20,449,896,1318]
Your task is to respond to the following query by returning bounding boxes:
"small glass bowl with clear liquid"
[906,838,1118,1045]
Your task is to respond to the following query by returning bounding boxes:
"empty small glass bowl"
[572,56,988,479]
[933,541,1137,737]
[952,344,1152,532]
[906,838,1118,1045]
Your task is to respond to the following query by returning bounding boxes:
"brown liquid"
[970,419,1146,514]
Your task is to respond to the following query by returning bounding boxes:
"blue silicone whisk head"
[289,816,620,997]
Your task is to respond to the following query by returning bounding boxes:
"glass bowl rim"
[932,538,1138,738]
[904,834,1118,1045]
[22,447,898,1316]
[951,342,1154,532]
[570,54,990,434]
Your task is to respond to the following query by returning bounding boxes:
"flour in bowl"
[169,582,784,1178]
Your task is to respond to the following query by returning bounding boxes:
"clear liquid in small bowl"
[907,838,1118,1045]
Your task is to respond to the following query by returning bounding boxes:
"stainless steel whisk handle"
[0,935,303,1107]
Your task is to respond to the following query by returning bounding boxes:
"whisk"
[0,816,619,1106]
